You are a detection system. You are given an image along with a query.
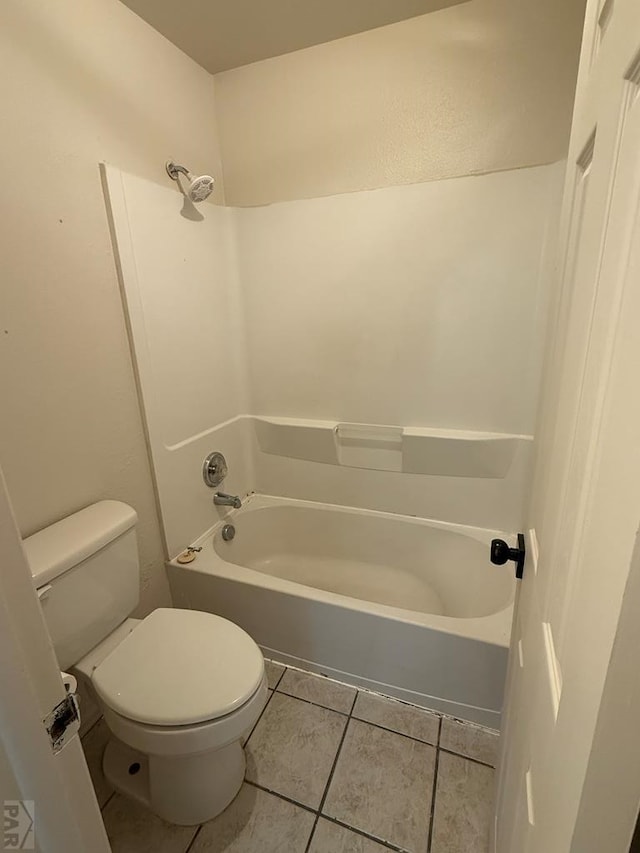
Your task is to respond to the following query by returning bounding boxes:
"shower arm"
[166,161,190,181]
[165,159,215,203]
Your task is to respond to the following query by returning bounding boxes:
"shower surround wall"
[104,167,252,557]
[104,162,563,557]
[239,165,563,533]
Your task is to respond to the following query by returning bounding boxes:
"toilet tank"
[23,501,140,670]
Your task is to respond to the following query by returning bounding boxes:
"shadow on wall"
[180,194,205,222]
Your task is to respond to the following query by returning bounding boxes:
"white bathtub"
[167,495,516,728]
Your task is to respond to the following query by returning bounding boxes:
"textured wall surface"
[0,0,225,614]
[214,0,585,206]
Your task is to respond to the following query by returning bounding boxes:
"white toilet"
[24,500,268,826]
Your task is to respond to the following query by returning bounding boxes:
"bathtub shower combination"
[103,158,562,730]
[169,496,515,728]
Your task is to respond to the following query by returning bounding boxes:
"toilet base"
[103,737,150,809]
[103,734,246,825]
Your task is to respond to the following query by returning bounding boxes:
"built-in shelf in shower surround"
[254,417,532,479]
[103,161,560,553]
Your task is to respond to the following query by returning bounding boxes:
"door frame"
[494,0,640,846]
[567,530,640,852]
[0,464,111,852]
[495,538,640,853]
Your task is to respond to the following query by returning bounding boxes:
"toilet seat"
[102,674,269,757]
[92,608,264,727]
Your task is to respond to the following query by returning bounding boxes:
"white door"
[0,465,111,853]
[495,0,640,850]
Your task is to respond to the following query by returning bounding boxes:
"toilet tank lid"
[24,501,138,587]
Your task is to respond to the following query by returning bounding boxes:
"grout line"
[269,661,499,739]
[426,717,443,853]
[348,690,358,717]
[101,791,116,812]
[437,746,496,770]
[305,690,370,853]
[302,804,320,846]
[269,664,286,691]
[183,825,203,853]
[316,712,353,812]
[304,714,352,853]
[275,687,353,717]
[255,663,495,853]
[244,686,275,747]
[244,779,317,815]
[278,661,357,690]
[278,675,443,745]
[270,659,471,728]
[356,685,447,716]
[305,819,318,851]
[350,715,439,748]
[442,714,500,737]
[319,814,409,852]
[80,715,104,741]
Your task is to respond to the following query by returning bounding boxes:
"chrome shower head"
[187,173,215,203]
[166,160,215,203]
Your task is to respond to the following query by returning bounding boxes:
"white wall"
[0,0,225,614]
[214,0,585,206]
[0,0,582,586]
[108,162,564,549]
[240,163,564,531]
[238,164,563,434]
[104,168,253,556]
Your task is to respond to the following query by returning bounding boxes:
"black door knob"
[490,534,526,580]
[490,539,512,565]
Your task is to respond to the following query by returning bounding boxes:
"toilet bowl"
[76,608,268,825]
[23,501,267,825]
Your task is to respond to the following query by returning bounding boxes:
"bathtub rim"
[168,493,516,648]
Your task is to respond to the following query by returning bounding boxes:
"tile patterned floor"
[84,660,499,853]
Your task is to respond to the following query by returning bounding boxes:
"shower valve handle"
[490,534,526,580]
